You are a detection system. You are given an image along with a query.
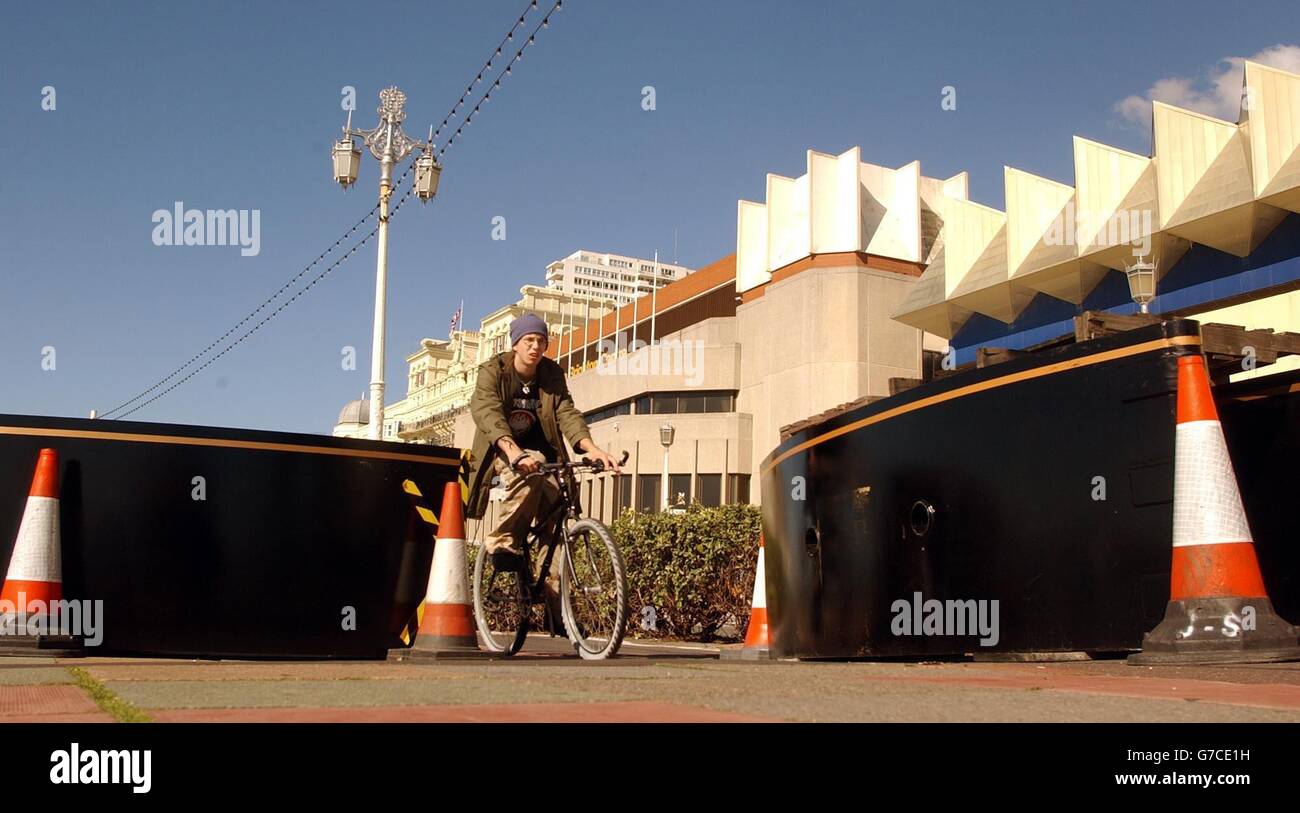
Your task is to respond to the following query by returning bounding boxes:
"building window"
[679,395,705,413]
[728,474,750,504]
[606,391,740,416]
[585,400,632,424]
[619,391,739,415]
[695,474,722,507]
[637,475,661,513]
[651,394,676,414]
[616,474,632,515]
[668,474,691,509]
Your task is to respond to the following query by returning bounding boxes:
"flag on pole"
[582,293,590,369]
[450,300,462,337]
[651,250,658,347]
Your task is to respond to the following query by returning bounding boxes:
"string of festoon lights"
[438,1,562,159]
[97,199,387,419]
[104,0,563,419]
[112,183,427,420]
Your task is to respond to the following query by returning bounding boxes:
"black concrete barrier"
[0,414,460,659]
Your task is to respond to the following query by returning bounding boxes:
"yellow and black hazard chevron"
[403,478,440,529]
[398,478,441,646]
[457,447,472,506]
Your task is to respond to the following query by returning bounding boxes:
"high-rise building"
[545,250,693,306]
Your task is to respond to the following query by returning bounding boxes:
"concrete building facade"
[353,60,1300,546]
[891,60,1300,368]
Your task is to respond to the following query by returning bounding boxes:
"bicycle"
[472,450,630,660]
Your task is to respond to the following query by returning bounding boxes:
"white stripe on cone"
[1173,420,1252,548]
[750,544,766,609]
[5,495,61,583]
[428,536,469,605]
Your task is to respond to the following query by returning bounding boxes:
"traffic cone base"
[1130,597,1300,665]
[1130,355,1300,665]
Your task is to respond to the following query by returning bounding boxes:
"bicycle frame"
[516,465,584,601]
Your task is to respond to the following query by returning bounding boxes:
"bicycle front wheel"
[473,542,529,655]
[559,518,628,660]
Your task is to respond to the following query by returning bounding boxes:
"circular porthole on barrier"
[909,499,935,538]
[804,526,820,554]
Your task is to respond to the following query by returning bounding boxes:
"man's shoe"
[544,602,567,637]
[490,549,526,573]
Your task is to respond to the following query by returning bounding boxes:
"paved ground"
[3,635,1300,723]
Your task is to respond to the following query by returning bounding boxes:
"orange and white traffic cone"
[724,533,771,660]
[1130,355,1300,664]
[1,449,76,652]
[413,481,481,652]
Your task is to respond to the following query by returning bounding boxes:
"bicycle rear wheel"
[559,518,628,660]
[473,543,529,655]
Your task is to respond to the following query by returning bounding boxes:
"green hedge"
[467,502,763,642]
[611,502,762,641]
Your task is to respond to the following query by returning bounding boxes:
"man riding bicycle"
[465,313,623,593]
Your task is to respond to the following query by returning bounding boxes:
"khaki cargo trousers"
[483,449,565,616]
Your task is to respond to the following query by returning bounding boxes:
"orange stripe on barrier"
[0,580,63,607]
[1176,355,1220,424]
[0,426,458,466]
[1170,543,1268,600]
[762,335,1201,476]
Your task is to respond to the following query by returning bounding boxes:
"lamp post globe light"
[1124,256,1158,315]
[659,422,675,512]
[330,86,443,440]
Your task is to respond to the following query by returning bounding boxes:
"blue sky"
[2,0,1297,433]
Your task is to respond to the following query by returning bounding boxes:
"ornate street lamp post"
[331,87,442,440]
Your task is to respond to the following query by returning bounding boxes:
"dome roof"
[336,398,370,426]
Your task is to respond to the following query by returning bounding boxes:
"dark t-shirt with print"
[505,369,557,463]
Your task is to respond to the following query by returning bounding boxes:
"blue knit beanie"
[510,313,548,348]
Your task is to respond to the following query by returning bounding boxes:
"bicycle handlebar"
[534,449,629,474]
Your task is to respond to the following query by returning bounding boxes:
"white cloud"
[1113,44,1300,129]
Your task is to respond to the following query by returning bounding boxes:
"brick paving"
[2,649,1299,723]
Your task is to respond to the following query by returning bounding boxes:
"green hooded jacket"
[465,350,592,520]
